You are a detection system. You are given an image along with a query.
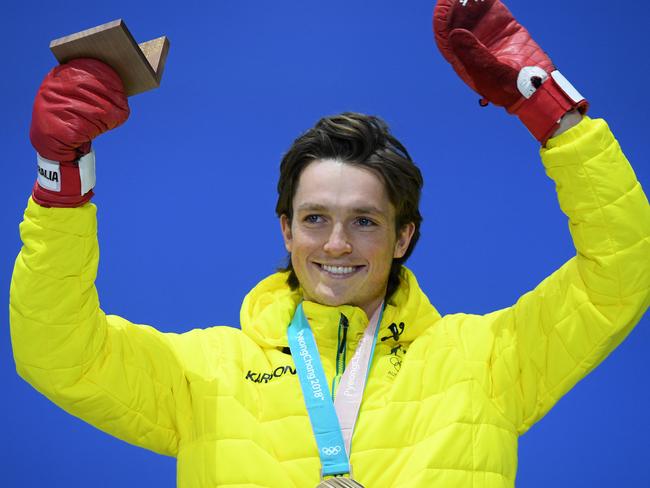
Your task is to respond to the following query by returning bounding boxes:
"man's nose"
[323,223,352,256]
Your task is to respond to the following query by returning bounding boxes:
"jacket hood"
[240,267,442,350]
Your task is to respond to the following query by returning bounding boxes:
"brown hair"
[276,112,423,300]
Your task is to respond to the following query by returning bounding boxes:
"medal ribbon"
[333,303,382,458]
[288,302,384,477]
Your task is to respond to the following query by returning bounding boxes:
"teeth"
[321,264,357,275]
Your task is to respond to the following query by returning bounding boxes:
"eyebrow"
[296,203,386,216]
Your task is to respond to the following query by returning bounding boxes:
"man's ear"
[280,214,293,253]
[393,222,415,259]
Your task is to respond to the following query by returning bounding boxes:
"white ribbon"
[333,303,383,457]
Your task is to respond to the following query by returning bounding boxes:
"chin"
[309,286,353,307]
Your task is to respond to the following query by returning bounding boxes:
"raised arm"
[433,0,650,432]
[484,117,648,431]
[10,60,192,455]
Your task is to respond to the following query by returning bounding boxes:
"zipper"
[331,313,349,401]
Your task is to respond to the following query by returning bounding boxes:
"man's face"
[280,159,414,317]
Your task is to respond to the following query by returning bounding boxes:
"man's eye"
[356,217,376,227]
[304,215,323,224]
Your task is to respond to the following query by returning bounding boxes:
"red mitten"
[30,58,130,207]
[434,0,588,144]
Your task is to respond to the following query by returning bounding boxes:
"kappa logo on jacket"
[245,365,297,384]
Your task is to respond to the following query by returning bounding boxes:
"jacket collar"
[239,267,442,352]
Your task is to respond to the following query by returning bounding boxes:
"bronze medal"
[317,477,365,487]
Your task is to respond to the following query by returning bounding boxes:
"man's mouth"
[317,263,363,277]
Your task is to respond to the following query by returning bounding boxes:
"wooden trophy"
[49,19,170,97]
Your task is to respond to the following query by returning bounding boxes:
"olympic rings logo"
[321,446,342,456]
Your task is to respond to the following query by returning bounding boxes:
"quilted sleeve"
[461,117,650,434]
[9,199,193,456]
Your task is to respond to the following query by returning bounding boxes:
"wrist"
[510,71,588,145]
[32,149,97,208]
[552,110,584,138]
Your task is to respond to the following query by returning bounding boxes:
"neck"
[360,295,384,321]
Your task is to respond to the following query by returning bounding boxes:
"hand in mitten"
[434,0,587,144]
[30,58,130,207]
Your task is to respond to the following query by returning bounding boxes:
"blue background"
[2,1,648,486]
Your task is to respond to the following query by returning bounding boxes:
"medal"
[317,477,365,487]
[288,302,384,488]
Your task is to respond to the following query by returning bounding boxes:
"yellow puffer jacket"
[10,117,650,487]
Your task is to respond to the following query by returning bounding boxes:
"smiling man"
[277,116,418,318]
[9,1,650,487]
